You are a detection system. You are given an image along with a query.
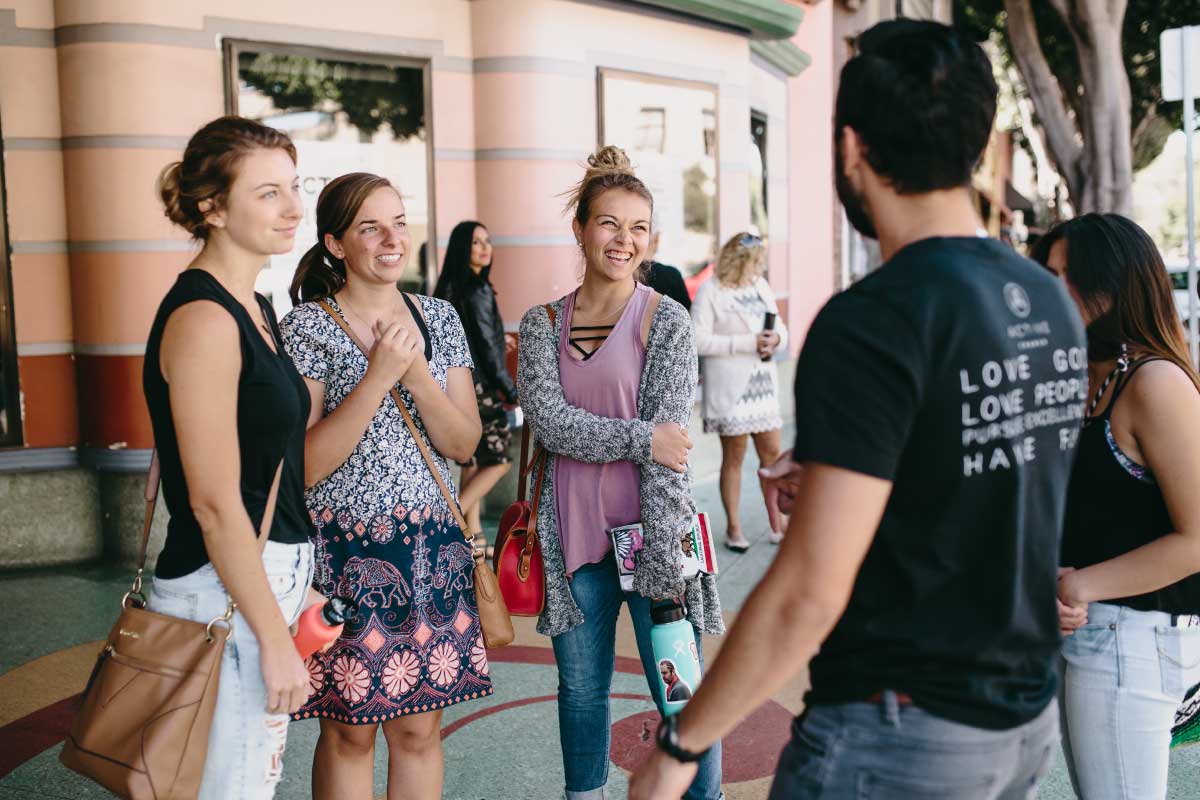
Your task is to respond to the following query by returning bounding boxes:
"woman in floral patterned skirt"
[280,173,492,799]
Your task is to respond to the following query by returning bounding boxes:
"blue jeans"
[768,692,1058,799]
[551,556,723,800]
[149,541,314,800]
[1060,601,1200,799]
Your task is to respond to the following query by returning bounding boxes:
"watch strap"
[655,714,707,764]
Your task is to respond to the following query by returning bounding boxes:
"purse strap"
[316,298,477,549]
[130,451,283,605]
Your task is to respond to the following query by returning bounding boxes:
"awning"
[634,0,805,40]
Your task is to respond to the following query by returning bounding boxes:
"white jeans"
[149,541,314,800]
[1060,601,1200,799]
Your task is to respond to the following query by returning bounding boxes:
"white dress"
[691,277,787,436]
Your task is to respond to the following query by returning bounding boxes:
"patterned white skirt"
[703,362,782,436]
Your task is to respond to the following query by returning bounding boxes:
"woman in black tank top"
[1033,214,1200,798]
[142,117,317,799]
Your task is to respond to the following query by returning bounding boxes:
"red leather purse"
[492,305,553,616]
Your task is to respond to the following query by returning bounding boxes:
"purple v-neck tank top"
[555,283,651,575]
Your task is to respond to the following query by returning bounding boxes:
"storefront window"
[0,132,20,446]
[599,69,718,276]
[226,42,434,315]
[750,111,768,237]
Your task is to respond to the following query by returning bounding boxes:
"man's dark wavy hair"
[836,19,997,194]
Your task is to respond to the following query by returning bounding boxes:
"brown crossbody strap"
[316,299,474,542]
[136,452,284,570]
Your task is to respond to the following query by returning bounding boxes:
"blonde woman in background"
[692,233,787,551]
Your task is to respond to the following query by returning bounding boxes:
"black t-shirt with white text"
[794,237,1086,730]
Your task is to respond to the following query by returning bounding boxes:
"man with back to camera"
[630,19,1088,799]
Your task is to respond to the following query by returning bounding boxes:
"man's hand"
[759,449,803,516]
[629,749,697,800]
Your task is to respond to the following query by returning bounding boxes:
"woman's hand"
[365,320,423,392]
[259,631,312,715]
[652,422,692,473]
[1057,567,1088,635]
[289,587,328,636]
[756,330,780,360]
[505,333,518,354]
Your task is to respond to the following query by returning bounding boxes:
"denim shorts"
[150,540,314,800]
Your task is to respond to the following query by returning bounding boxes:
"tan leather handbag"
[60,453,283,799]
[317,299,515,649]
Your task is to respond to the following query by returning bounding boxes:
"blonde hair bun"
[586,145,634,177]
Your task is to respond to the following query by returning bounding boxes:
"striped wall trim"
[435,148,590,162]
[79,447,153,473]
[436,234,576,248]
[0,447,79,474]
[70,240,195,253]
[63,135,190,150]
[0,9,53,47]
[76,343,146,357]
[16,342,74,357]
[4,135,191,151]
[11,241,68,254]
[55,22,214,48]
[3,137,62,151]
[29,16,448,57]
[473,56,591,78]
[11,240,195,254]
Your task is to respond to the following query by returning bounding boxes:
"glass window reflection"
[600,70,718,277]
[230,46,433,314]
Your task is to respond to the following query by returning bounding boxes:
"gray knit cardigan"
[516,293,725,638]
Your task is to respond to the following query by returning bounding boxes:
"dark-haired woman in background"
[280,173,491,800]
[1034,214,1200,800]
[145,116,315,798]
[434,221,518,534]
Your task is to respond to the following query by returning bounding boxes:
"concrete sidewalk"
[1,402,1198,797]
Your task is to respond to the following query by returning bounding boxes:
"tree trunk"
[1003,0,1133,215]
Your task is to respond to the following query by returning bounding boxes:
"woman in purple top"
[517,146,725,800]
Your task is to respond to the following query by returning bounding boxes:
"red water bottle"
[293,597,356,660]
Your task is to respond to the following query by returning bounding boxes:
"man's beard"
[835,142,878,240]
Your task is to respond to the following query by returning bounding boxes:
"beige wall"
[0,0,835,456]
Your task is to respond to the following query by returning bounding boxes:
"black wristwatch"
[656,714,708,763]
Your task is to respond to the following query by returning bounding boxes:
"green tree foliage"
[238,53,425,141]
[955,0,1194,171]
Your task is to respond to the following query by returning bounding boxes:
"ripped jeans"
[149,540,314,800]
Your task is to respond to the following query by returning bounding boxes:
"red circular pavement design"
[610,701,793,782]
[0,643,793,784]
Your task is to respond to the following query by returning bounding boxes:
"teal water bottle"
[650,598,702,716]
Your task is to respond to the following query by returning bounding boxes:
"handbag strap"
[316,298,476,547]
[131,450,283,603]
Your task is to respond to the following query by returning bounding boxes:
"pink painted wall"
[785,0,837,354]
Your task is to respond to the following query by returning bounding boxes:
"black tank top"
[1061,358,1200,613]
[143,269,314,579]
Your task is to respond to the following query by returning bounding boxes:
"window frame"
[596,67,722,271]
[0,113,23,447]
[222,39,439,293]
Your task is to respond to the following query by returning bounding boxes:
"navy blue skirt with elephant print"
[296,504,493,723]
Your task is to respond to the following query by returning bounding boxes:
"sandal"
[767,530,784,545]
[724,538,751,553]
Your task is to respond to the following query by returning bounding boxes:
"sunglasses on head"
[739,233,763,248]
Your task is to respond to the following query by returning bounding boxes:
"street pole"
[1184,28,1198,366]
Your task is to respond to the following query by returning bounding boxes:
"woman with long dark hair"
[280,173,491,800]
[1033,213,1200,799]
[433,221,517,534]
